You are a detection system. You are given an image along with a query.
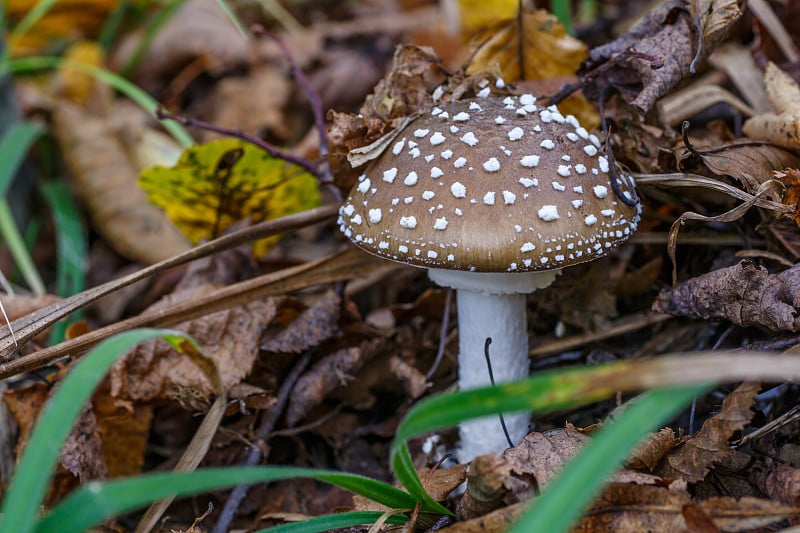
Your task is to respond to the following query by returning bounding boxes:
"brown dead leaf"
[578,0,743,114]
[653,260,800,331]
[658,382,760,483]
[627,428,677,472]
[3,382,49,457]
[110,291,274,404]
[93,385,152,478]
[260,290,341,354]
[744,62,800,150]
[678,140,800,196]
[285,339,382,426]
[52,100,191,264]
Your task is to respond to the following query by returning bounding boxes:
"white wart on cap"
[338,96,640,272]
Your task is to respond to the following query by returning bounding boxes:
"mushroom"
[338,93,641,461]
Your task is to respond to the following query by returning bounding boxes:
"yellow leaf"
[467,9,587,83]
[466,9,599,129]
[139,139,321,257]
[456,0,519,34]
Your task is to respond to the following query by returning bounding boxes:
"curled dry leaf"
[52,101,191,264]
[260,289,341,354]
[285,339,383,426]
[579,0,743,114]
[626,427,677,471]
[658,381,760,483]
[456,453,513,521]
[653,260,800,331]
[744,62,800,150]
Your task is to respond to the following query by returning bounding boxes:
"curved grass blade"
[7,0,60,51]
[250,511,407,533]
[0,329,193,533]
[40,181,86,342]
[35,468,416,533]
[508,385,707,532]
[5,56,194,147]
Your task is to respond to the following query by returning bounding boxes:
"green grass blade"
[0,120,44,196]
[5,56,194,148]
[255,511,408,533]
[508,385,708,533]
[0,198,45,294]
[390,364,629,515]
[215,0,248,38]
[36,468,417,533]
[40,181,86,342]
[0,329,193,533]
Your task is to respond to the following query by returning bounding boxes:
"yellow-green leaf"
[139,138,320,257]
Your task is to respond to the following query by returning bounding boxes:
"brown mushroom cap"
[338,95,641,272]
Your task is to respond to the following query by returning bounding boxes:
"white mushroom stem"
[428,269,559,462]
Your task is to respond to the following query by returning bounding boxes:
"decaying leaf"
[744,62,800,150]
[260,290,341,353]
[579,0,743,114]
[627,428,677,471]
[52,101,191,264]
[678,139,800,197]
[659,381,760,482]
[285,339,383,426]
[653,260,800,331]
[139,138,320,257]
